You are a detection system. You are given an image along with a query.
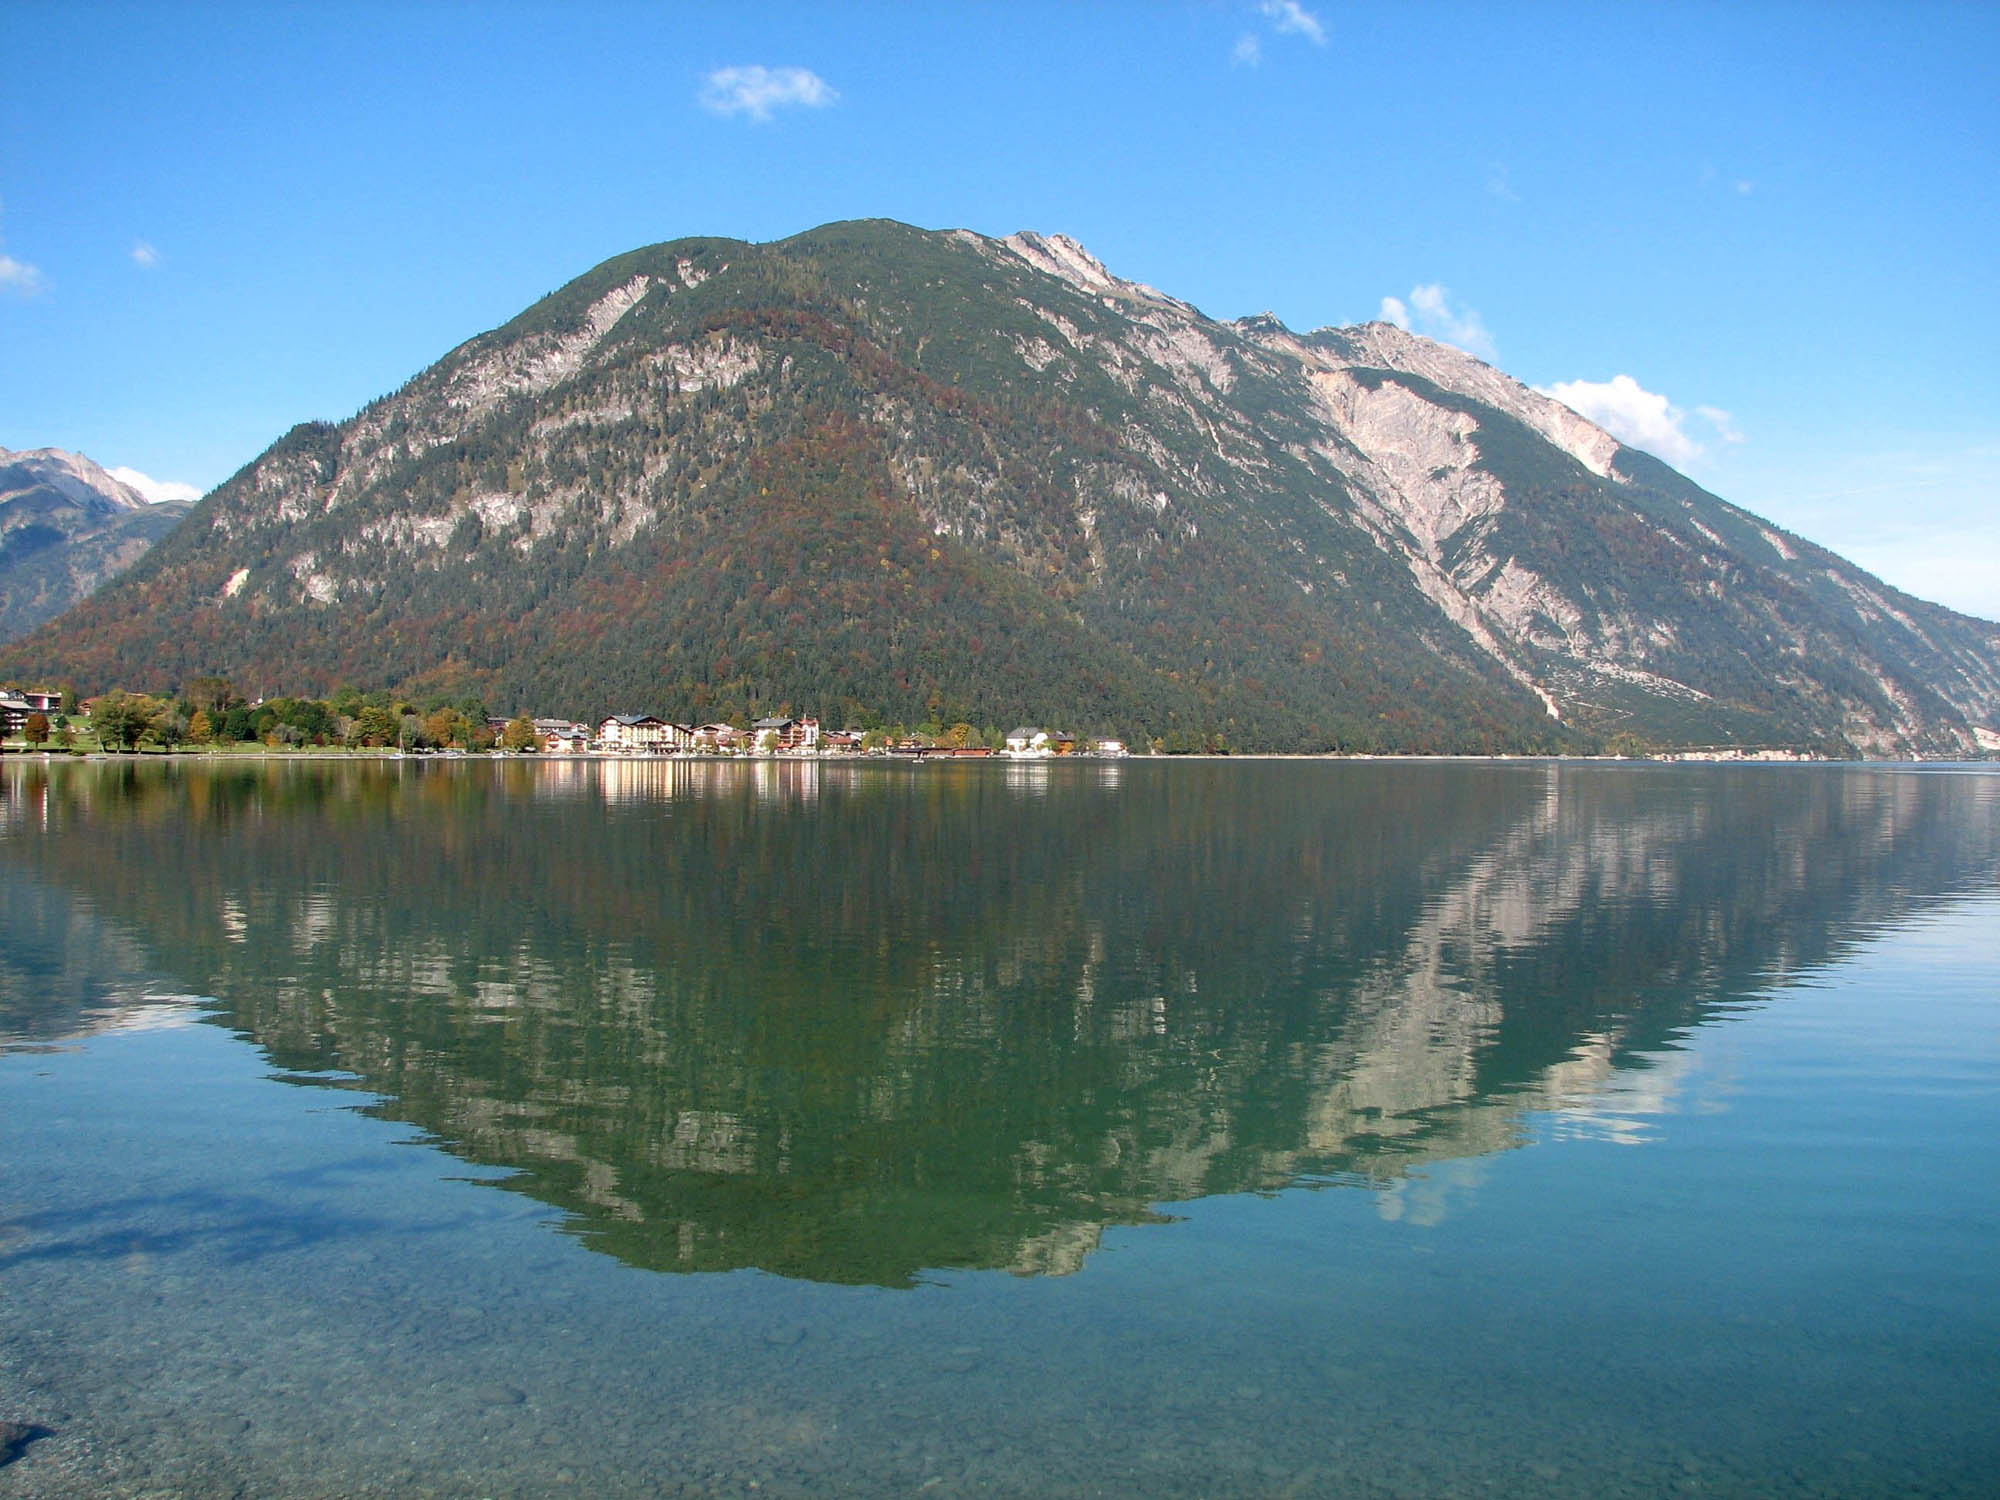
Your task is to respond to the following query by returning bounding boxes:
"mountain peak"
[999,231,1116,292]
[0,445,192,642]
[0,445,150,514]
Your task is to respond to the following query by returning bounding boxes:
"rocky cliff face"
[982,232,2000,754]
[4,221,1995,754]
[0,447,193,643]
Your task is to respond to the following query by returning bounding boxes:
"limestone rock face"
[4,220,1995,755]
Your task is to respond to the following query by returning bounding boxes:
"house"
[0,689,60,736]
[598,714,676,752]
[1052,731,1079,755]
[1005,727,1051,757]
[1094,739,1128,757]
[751,716,821,752]
[692,722,741,752]
[541,727,590,755]
[820,729,865,753]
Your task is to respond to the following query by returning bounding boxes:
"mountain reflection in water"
[3,757,1996,1286]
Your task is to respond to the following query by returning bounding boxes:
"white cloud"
[132,241,161,269]
[698,65,837,122]
[109,465,202,505]
[1259,0,1327,45]
[0,254,44,296]
[1380,282,1496,360]
[1486,162,1520,203]
[1232,32,1263,66]
[1539,375,1742,469]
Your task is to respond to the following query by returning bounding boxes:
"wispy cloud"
[1694,404,1743,445]
[1233,1,1325,62]
[0,254,44,296]
[0,197,46,297]
[1259,0,1327,45]
[109,465,202,505]
[698,65,837,122]
[1540,375,1741,468]
[132,240,161,269]
[1485,162,1520,203]
[1700,164,1757,198]
[1379,283,1496,360]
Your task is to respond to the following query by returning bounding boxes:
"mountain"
[0,446,194,643]
[4,220,1996,754]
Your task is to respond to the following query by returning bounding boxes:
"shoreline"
[4,746,1996,769]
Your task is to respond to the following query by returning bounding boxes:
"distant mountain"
[4,220,1996,754]
[0,447,194,643]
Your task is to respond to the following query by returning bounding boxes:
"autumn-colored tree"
[423,708,463,748]
[501,715,538,752]
[188,709,215,746]
[354,706,399,747]
[23,712,49,746]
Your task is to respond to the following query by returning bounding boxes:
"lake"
[2,756,1996,1498]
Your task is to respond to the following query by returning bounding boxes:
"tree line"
[2,676,524,754]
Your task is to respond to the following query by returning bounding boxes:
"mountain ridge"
[4,219,1995,755]
[0,446,194,643]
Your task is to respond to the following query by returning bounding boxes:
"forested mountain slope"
[6,220,1995,754]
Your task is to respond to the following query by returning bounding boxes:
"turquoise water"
[1,758,1996,1497]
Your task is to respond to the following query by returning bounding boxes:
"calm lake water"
[1,756,1996,1498]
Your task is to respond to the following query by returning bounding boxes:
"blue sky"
[4,1,1996,617]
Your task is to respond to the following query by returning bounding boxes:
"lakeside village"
[0,683,1132,760]
[0,682,1841,763]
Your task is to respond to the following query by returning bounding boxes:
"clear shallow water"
[1,758,1996,1497]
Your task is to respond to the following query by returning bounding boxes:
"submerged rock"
[0,1421,49,1467]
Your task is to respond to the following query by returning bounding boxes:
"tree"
[501,715,538,752]
[188,709,215,746]
[187,676,238,718]
[424,707,463,748]
[354,706,399,747]
[90,691,151,751]
[23,712,49,746]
